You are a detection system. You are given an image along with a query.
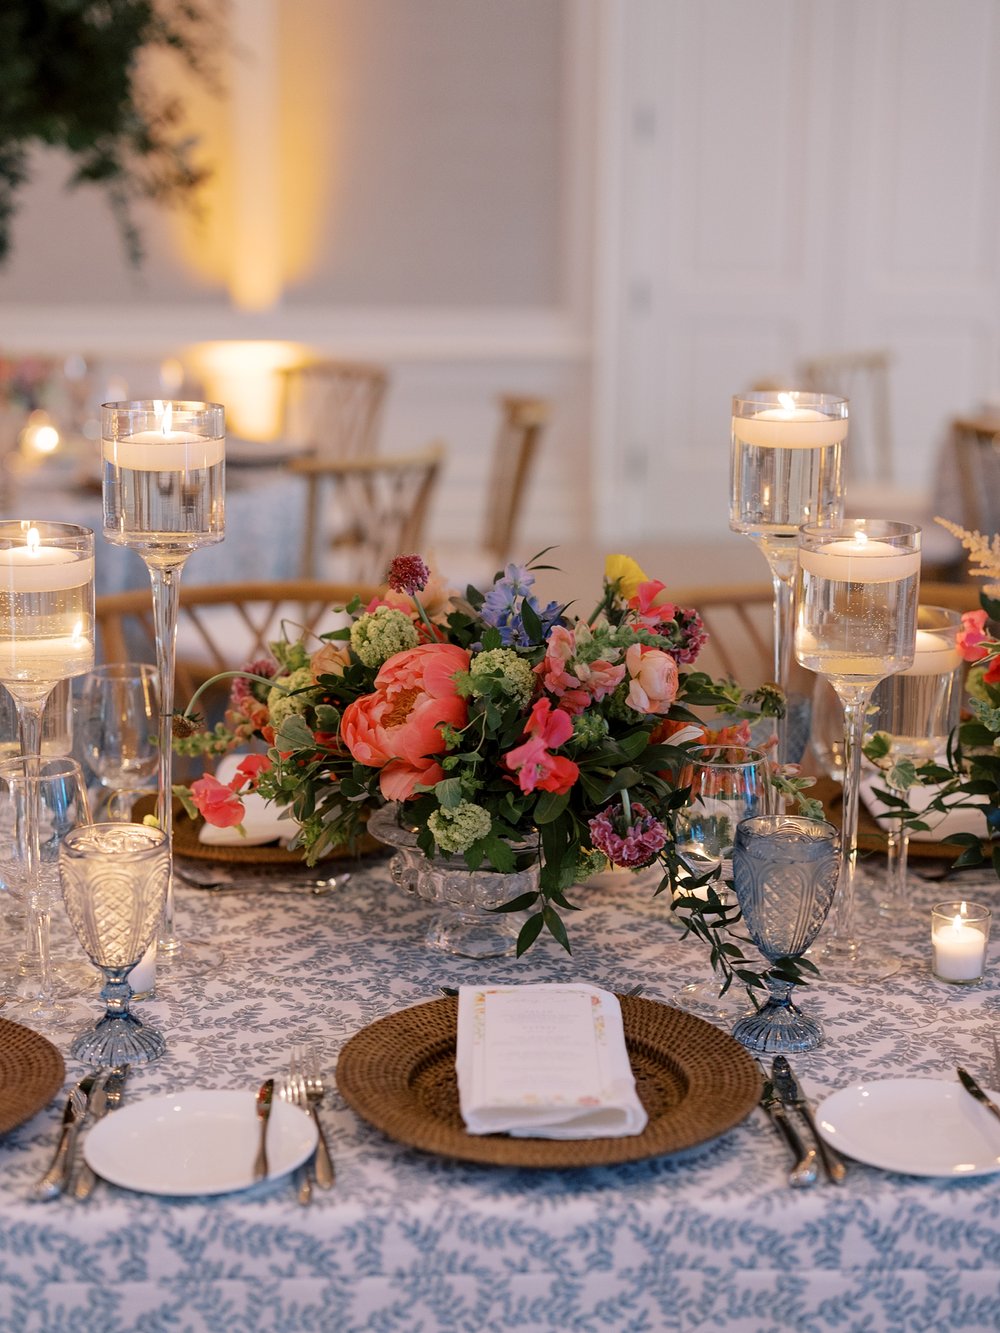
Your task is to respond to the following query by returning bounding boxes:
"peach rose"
[624,643,678,715]
[340,642,470,800]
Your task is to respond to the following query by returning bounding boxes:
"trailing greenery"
[0,0,217,264]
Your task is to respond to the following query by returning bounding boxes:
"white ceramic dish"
[83,1090,317,1195]
[817,1077,1000,1178]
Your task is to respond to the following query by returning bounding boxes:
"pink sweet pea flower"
[627,580,677,627]
[538,625,625,715]
[233,753,272,790]
[190,774,245,828]
[958,609,990,662]
[624,643,679,715]
[503,699,579,794]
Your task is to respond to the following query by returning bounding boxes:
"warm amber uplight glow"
[187,341,307,440]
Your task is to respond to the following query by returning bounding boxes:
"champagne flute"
[102,401,224,967]
[0,521,95,1010]
[866,606,962,917]
[730,391,847,763]
[795,519,920,981]
[672,744,773,1020]
[80,663,159,820]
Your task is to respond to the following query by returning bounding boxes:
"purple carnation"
[589,800,667,869]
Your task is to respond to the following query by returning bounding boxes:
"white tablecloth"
[1,855,999,1332]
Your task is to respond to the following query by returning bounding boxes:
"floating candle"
[0,528,95,594]
[798,534,922,583]
[732,392,849,449]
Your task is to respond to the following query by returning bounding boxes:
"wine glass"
[102,400,224,966]
[671,744,774,1020]
[59,822,169,1065]
[730,391,847,763]
[795,519,920,981]
[0,756,94,1028]
[866,606,963,917]
[730,814,840,1053]
[79,663,159,819]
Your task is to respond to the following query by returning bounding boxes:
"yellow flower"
[604,554,648,598]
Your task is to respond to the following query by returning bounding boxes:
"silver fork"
[279,1079,313,1206]
[291,1045,335,1190]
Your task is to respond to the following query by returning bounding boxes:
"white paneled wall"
[595,0,1000,544]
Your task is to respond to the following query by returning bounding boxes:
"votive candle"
[931,901,991,984]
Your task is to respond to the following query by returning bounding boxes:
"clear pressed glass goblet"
[730,391,846,764]
[866,606,963,917]
[0,756,94,1027]
[795,519,920,981]
[672,744,774,1020]
[730,814,840,1053]
[80,662,159,820]
[59,822,169,1065]
[102,400,224,967]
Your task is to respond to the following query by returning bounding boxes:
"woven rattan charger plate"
[0,1017,65,1135]
[812,776,972,862]
[336,994,761,1168]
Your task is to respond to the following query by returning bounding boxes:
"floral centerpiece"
[864,519,1000,870]
[175,553,799,980]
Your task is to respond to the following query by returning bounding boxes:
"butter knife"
[757,1062,817,1188]
[772,1056,847,1185]
[32,1072,101,1200]
[253,1078,274,1181]
[957,1066,1000,1126]
[72,1065,130,1201]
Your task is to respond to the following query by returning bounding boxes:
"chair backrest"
[290,442,446,582]
[95,579,380,710]
[948,416,1000,536]
[481,395,550,561]
[276,360,388,461]
[797,349,893,484]
[668,584,776,688]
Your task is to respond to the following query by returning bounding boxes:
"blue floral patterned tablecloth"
[1,855,999,1333]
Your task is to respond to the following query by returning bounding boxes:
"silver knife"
[253,1078,274,1181]
[957,1066,1000,1126]
[757,1062,817,1188]
[72,1065,130,1201]
[772,1056,848,1185]
[32,1072,101,1200]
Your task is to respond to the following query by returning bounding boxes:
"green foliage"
[0,0,217,264]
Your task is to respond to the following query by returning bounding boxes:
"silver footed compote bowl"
[730,814,839,1054]
[59,822,169,1065]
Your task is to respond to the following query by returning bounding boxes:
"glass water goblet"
[730,814,840,1053]
[0,756,94,1028]
[730,391,847,763]
[102,401,224,967]
[866,606,963,917]
[795,519,920,981]
[60,822,169,1065]
[672,744,773,1020]
[80,662,159,819]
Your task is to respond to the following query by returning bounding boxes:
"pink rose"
[624,643,678,715]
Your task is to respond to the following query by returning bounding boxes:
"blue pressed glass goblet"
[730,814,839,1054]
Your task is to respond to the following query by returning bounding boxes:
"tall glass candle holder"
[867,606,963,917]
[0,521,95,1021]
[730,391,846,763]
[795,519,920,981]
[102,401,225,965]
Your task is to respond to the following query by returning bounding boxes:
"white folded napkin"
[197,754,296,847]
[860,771,987,843]
[455,983,648,1139]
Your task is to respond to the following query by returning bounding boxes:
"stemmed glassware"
[0,756,93,1027]
[102,401,224,965]
[672,744,773,1019]
[80,663,160,820]
[730,814,840,1053]
[730,391,847,763]
[59,822,169,1065]
[866,606,963,917]
[795,519,920,980]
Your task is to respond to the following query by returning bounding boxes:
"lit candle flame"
[777,392,797,413]
[154,400,174,437]
[26,528,40,558]
[951,914,964,932]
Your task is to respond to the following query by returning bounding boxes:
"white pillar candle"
[732,398,849,449]
[127,940,157,1000]
[932,903,989,983]
[798,535,922,583]
[904,628,962,677]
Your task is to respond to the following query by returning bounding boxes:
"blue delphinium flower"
[481,564,563,646]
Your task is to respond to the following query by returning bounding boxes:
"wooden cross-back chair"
[95,579,380,711]
[950,416,1000,538]
[276,359,388,461]
[290,442,446,582]
[481,395,550,564]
